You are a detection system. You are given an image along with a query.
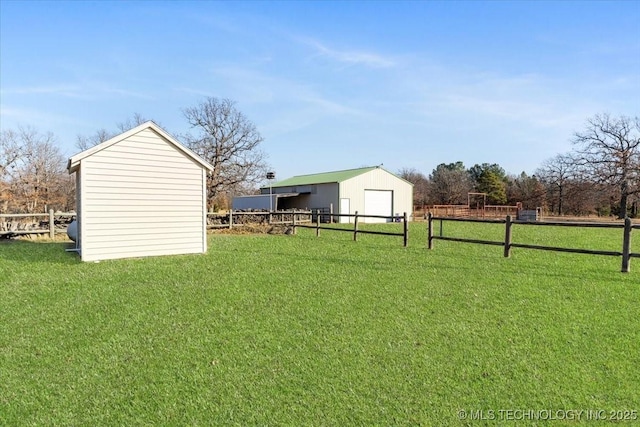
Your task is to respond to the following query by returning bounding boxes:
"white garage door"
[364,190,392,223]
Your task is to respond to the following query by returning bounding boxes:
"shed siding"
[80,128,206,261]
[76,170,83,251]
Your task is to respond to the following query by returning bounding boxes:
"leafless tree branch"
[182,97,269,209]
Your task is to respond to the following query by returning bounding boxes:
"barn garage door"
[364,190,392,223]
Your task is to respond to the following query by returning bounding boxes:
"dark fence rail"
[295,211,409,247]
[0,210,75,239]
[427,213,637,273]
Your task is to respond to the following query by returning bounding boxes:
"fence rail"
[4,210,636,272]
[0,210,75,238]
[207,210,313,229]
[295,211,408,247]
[427,213,637,273]
[423,204,520,219]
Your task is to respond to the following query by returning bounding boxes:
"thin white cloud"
[173,65,366,137]
[301,38,395,68]
[1,82,152,100]
[1,84,84,98]
[208,65,364,115]
[0,106,75,124]
[442,73,602,130]
[298,95,364,117]
[173,86,214,98]
[396,65,591,130]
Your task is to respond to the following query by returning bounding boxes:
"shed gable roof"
[67,121,213,173]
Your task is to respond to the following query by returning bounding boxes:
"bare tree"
[76,128,112,151]
[1,129,23,179]
[506,172,546,209]
[1,129,24,212]
[76,113,151,151]
[535,153,576,215]
[2,127,68,213]
[181,97,269,209]
[116,112,149,134]
[397,167,429,207]
[572,113,640,218]
[428,162,472,205]
[563,181,614,216]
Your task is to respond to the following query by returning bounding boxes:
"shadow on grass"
[0,239,80,265]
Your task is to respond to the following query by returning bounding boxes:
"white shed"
[248,166,413,223]
[67,121,213,262]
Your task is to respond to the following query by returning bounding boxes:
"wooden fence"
[5,210,634,272]
[295,211,409,247]
[427,213,638,273]
[207,210,313,229]
[422,204,520,219]
[0,210,75,238]
[1,210,312,237]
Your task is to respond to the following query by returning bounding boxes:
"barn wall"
[263,184,339,212]
[232,195,275,210]
[340,168,413,223]
[278,194,311,210]
[80,128,207,261]
[305,183,339,212]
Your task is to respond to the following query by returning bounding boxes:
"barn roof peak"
[268,165,404,187]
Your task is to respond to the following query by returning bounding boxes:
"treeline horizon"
[400,113,639,219]
[1,111,638,218]
[399,160,634,218]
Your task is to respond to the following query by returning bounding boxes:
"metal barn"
[250,166,413,223]
[67,121,213,262]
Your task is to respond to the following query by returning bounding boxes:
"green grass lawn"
[1,223,639,426]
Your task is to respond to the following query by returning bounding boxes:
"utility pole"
[266,171,275,211]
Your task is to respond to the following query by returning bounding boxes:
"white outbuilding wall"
[67,122,213,262]
[256,166,413,223]
[340,167,413,223]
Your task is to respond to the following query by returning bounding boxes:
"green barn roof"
[270,166,380,187]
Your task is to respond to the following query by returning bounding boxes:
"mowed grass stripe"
[1,223,638,425]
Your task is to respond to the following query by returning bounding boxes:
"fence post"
[427,213,433,249]
[504,215,512,258]
[353,211,359,241]
[403,212,408,247]
[621,217,632,273]
[316,209,320,237]
[292,213,297,235]
[229,210,233,229]
[330,203,334,224]
[49,209,55,239]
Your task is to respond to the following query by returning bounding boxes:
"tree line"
[2,107,638,218]
[0,97,268,214]
[400,113,640,219]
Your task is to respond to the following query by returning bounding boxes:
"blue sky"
[1,1,638,180]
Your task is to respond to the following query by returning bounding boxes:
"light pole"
[266,172,275,212]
